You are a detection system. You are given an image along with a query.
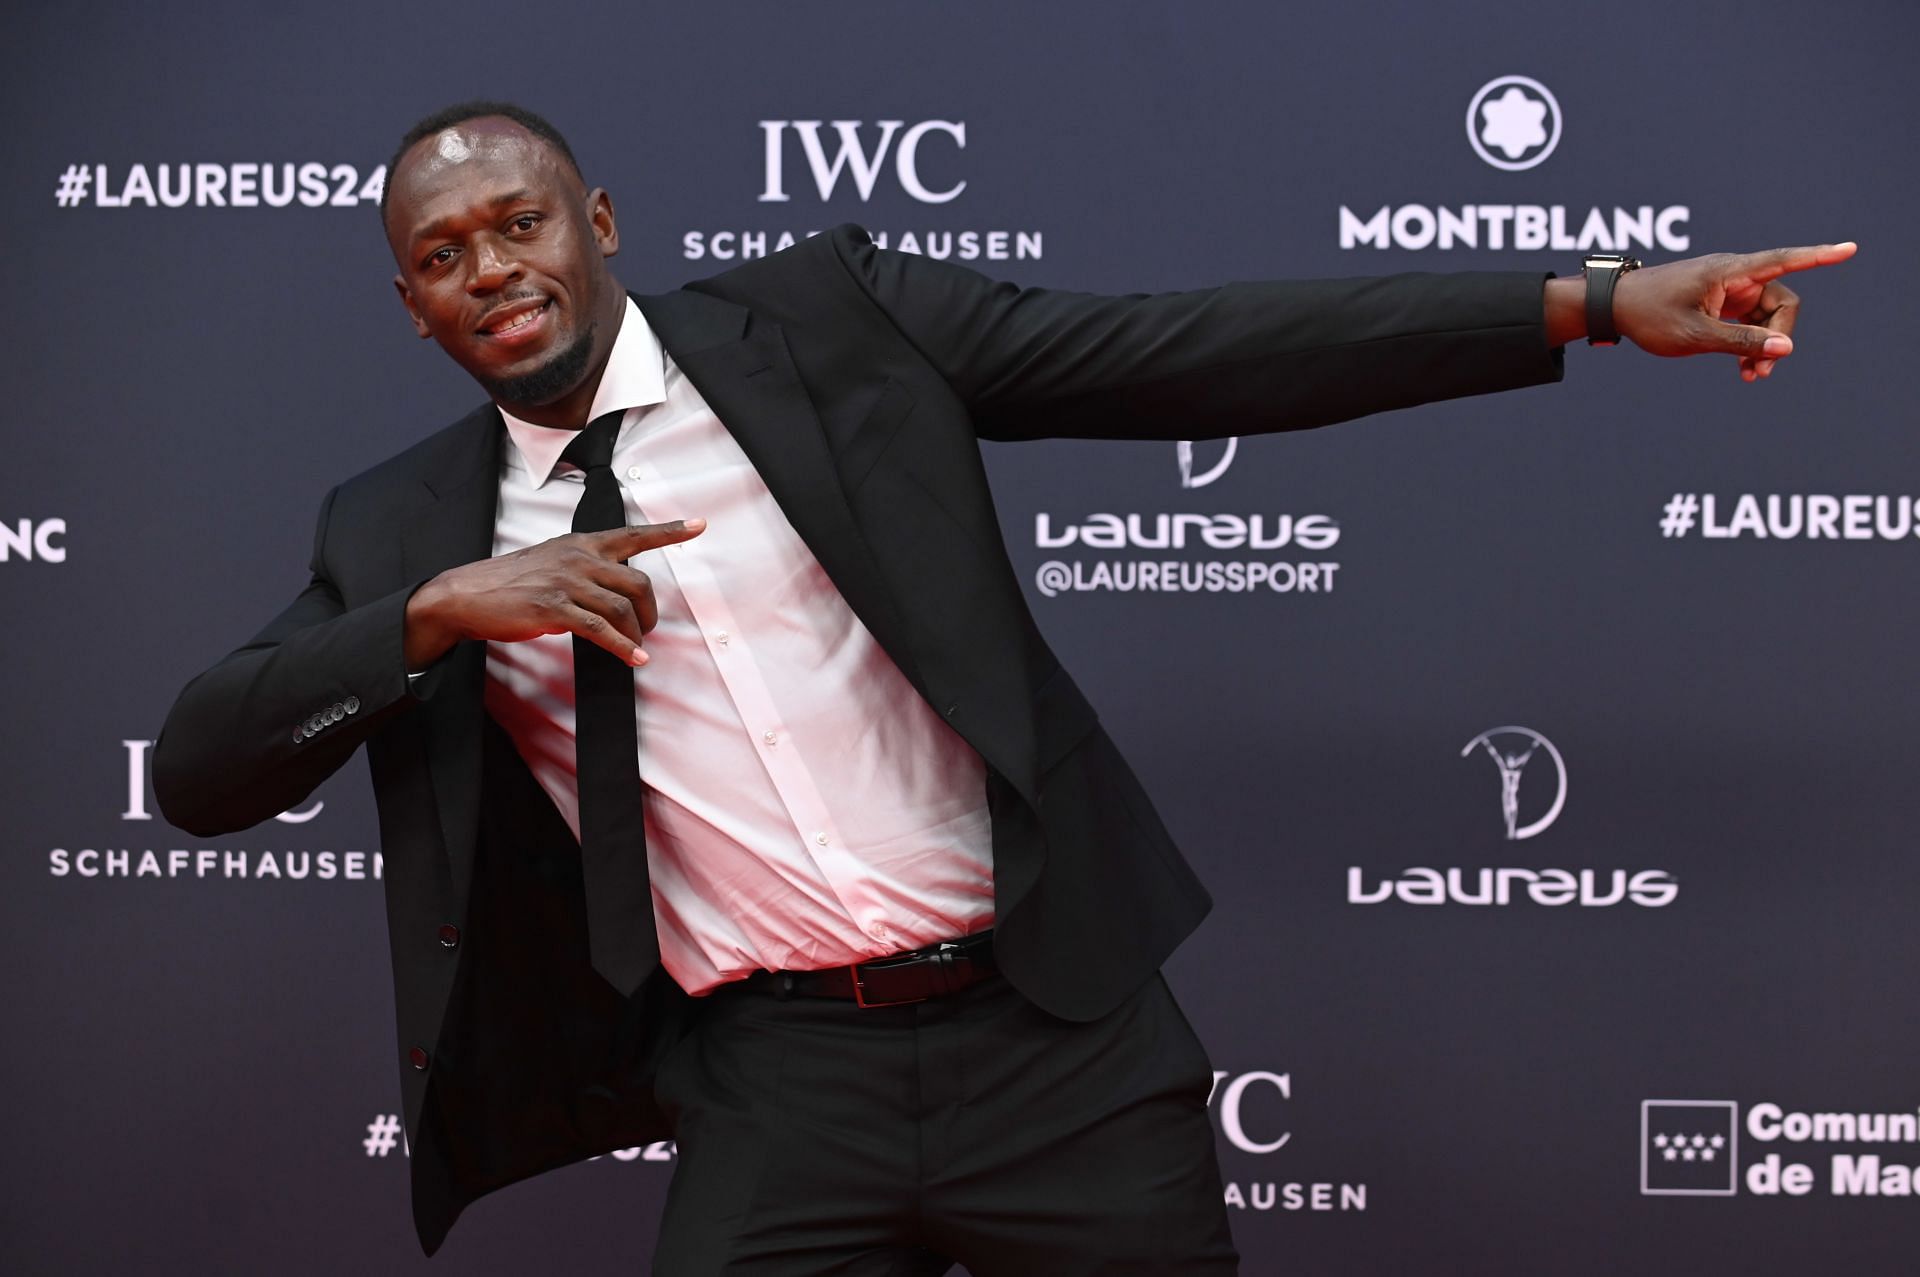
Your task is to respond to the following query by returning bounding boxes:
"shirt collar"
[497,297,665,487]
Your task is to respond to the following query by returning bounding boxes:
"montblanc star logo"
[1478,88,1548,159]
[1465,75,1563,171]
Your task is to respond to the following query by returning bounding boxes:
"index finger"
[1734,241,1858,284]
[593,517,707,557]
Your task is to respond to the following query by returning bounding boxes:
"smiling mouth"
[479,298,553,338]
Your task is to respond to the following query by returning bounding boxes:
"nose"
[465,234,520,294]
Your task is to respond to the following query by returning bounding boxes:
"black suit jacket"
[154,224,1563,1253]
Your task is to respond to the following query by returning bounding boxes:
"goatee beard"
[483,318,598,407]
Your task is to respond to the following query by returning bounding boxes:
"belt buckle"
[849,949,938,1009]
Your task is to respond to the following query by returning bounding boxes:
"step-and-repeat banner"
[5,2,1913,1273]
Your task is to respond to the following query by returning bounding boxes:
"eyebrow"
[410,189,538,246]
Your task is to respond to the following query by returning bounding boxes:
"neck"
[491,284,627,430]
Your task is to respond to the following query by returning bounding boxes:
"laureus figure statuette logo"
[1461,726,1567,840]
[1176,437,1238,489]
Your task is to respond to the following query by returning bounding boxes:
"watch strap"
[1583,254,1641,347]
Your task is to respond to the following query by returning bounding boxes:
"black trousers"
[647,968,1238,1276]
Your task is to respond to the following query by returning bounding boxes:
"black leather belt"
[729,930,998,1008]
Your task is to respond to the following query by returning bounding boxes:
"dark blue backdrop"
[5,2,1914,1272]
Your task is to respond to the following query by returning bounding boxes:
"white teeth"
[492,303,543,333]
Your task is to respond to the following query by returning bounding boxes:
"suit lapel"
[635,288,925,695]
[400,405,503,906]
[397,287,1001,904]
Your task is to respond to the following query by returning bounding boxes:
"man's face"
[385,118,620,408]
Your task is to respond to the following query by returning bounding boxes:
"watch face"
[1584,253,1642,270]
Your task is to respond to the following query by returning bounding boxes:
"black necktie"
[560,410,658,997]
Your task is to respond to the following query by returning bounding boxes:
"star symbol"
[1701,1149,1716,1162]
[1683,1148,1698,1161]
[1691,1135,1708,1148]
[1710,1135,1725,1148]
[1653,1134,1670,1148]
[1478,87,1549,159]
[1663,1148,1678,1161]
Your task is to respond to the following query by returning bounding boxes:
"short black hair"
[379,99,583,224]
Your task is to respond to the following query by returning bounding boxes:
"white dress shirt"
[481,299,994,996]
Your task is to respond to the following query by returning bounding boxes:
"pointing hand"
[403,519,707,672]
[1610,242,1858,381]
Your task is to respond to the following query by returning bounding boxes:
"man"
[153,100,1852,1273]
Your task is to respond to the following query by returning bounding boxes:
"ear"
[587,186,619,258]
[393,275,432,339]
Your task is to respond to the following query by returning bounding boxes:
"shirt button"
[716,631,730,646]
[627,466,643,480]
[762,730,777,746]
[814,832,829,847]
[868,921,889,941]
[437,924,460,949]
[408,1046,430,1071]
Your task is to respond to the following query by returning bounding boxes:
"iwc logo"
[1466,75,1562,171]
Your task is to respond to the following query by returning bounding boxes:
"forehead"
[388,118,576,243]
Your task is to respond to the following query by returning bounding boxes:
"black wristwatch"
[1582,253,1642,346]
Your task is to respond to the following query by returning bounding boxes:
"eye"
[509,213,541,233]
[422,246,457,270]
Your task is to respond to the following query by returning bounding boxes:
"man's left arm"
[823,226,1854,441]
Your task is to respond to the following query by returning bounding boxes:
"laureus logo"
[1345,723,1674,908]
[1461,726,1566,840]
[1176,438,1238,489]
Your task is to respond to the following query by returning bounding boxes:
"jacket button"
[345,695,361,714]
[437,924,460,949]
[408,1046,430,1071]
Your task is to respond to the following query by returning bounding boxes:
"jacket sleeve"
[153,483,436,836]
[821,223,1564,442]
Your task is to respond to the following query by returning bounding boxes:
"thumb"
[1701,319,1793,359]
